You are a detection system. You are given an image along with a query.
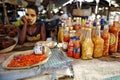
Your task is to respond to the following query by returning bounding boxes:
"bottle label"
[109,33,116,45]
[74,48,80,53]
[62,42,68,50]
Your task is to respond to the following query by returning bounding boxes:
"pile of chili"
[8,53,47,67]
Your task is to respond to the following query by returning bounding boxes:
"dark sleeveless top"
[19,22,42,42]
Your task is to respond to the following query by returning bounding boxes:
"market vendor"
[18,4,46,45]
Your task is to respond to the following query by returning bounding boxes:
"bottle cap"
[93,22,97,27]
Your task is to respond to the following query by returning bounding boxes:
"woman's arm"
[40,23,46,41]
[18,16,28,44]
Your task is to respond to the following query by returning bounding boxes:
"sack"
[72,9,83,16]
[72,8,92,16]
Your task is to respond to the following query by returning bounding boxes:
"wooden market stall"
[1,0,120,80]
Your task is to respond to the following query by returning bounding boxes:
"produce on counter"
[0,24,18,37]
[8,53,47,67]
[0,37,16,50]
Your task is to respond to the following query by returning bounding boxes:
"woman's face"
[25,8,37,25]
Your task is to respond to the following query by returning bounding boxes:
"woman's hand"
[21,16,28,25]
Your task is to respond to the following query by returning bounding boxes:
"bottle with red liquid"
[73,37,80,59]
[62,27,70,52]
[67,37,74,57]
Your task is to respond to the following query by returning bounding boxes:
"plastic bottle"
[73,37,80,59]
[67,37,74,57]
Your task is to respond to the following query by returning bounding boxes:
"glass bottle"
[91,22,97,40]
[66,17,73,30]
[109,15,119,53]
[100,18,104,30]
[58,23,64,42]
[81,28,94,59]
[101,24,110,56]
[93,24,104,58]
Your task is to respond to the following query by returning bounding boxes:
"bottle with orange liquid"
[101,24,110,56]
[93,23,104,58]
[109,15,119,53]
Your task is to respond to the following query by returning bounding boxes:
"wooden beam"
[2,0,9,24]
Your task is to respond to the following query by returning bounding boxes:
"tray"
[2,46,51,69]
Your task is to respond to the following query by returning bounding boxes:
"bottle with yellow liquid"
[66,17,73,30]
[81,28,94,59]
[58,23,64,43]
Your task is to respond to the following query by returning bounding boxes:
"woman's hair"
[26,4,38,15]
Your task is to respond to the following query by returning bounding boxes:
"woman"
[18,4,46,45]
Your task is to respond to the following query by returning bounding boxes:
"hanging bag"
[72,1,91,16]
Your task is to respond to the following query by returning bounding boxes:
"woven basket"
[2,46,51,69]
[0,37,18,54]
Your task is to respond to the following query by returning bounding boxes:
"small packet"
[33,44,43,54]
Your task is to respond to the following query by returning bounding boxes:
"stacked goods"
[0,24,18,37]
[58,15,120,59]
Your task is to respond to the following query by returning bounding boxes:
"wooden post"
[107,6,111,20]
[47,0,53,19]
[2,0,10,24]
